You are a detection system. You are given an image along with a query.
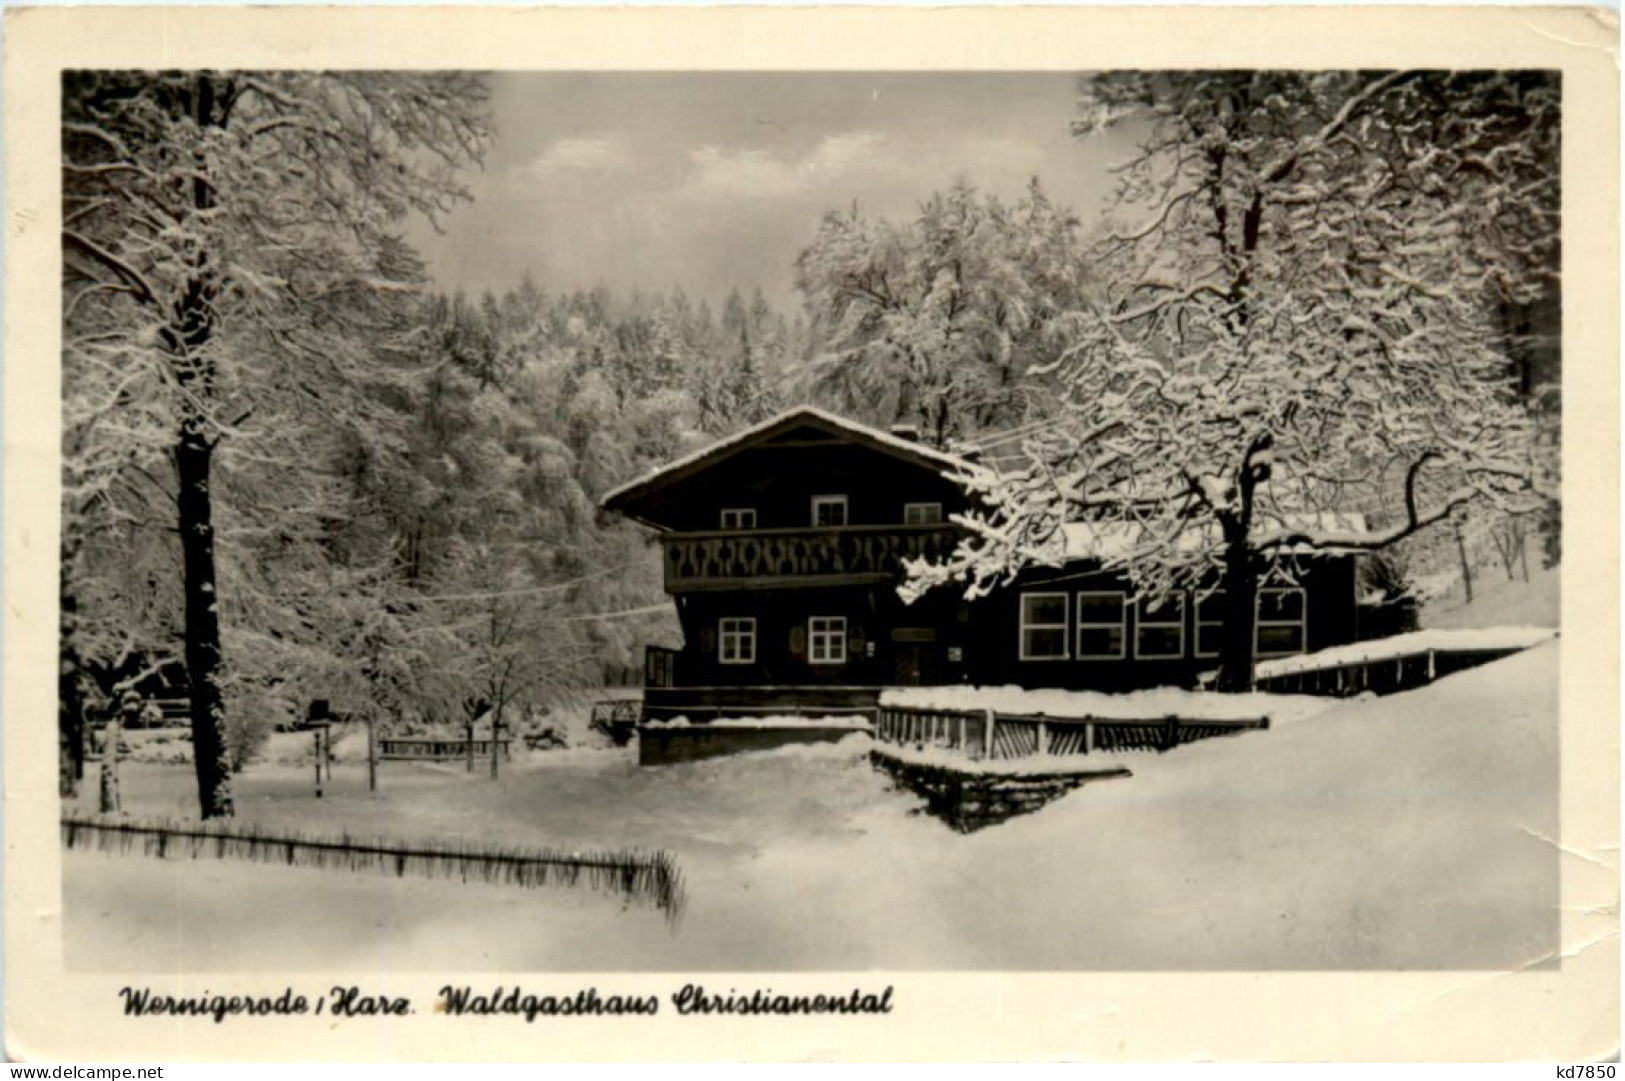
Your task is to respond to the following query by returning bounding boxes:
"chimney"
[889,423,920,443]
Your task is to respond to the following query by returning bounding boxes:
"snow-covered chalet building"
[602,406,1365,721]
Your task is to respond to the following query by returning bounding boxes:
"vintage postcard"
[4,4,1618,1063]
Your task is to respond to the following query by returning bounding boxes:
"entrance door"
[893,643,926,685]
[890,628,938,686]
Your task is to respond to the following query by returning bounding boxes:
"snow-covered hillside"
[1421,561,1560,630]
[949,638,1561,968]
[65,642,1559,971]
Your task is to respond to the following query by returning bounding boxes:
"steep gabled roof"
[600,406,970,528]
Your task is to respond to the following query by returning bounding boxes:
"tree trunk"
[59,658,86,799]
[171,74,234,819]
[367,712,378,793]
[1454,522,1475,605]
[98,717,121,814]
[489,706,502,781]
[176,420,234,818]
[59,585,86,799]
[1214,541,1260,693]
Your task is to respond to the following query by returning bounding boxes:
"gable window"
[720,508,757,530]
[903,502,943,525]
[1019,593,1069,661]
[1135,595,1186,659]
[1256,587,1307,656]
[812,495,848,527]
[808,616,847,664]
[718,618,756,665]
[1076,592,1128,659]
[1194,591,1226,658]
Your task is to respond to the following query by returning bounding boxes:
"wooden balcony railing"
[661,524,962,592]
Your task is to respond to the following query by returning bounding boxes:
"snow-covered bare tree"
[795,179,1087,446]
[906,71,1557,691]
[62,72,490,815]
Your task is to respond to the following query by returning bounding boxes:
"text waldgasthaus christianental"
[440,984,896,1019]
[118,984,896,1023]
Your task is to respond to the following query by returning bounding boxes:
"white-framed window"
[903,502,943,525]
[718,618,756,665]
[1076,592,1128,659]
[719,507,757,530]
[1135,595,1186,659]
[811,494,848,527]
[1256,587,1307,656]
[1194,590,1226,658]
[808,616,847,664]
[1018,593,1070,661]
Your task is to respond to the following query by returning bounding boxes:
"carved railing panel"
[663,525,961,590]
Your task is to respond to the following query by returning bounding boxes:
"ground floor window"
[1256,587,1307,656]
[1135,595,1186,659]
[1195,587,1309,657]
[809,616,847,664]
[1019,593,1069,660]
[718,617,756,664]
[1076,592,1127,659]
[1195,591,1226,658]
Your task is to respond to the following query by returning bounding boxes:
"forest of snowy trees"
[60,70,1560,816]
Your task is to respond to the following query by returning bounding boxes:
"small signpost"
[309,722,332,798]
[305,700,338,799]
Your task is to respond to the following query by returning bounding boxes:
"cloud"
[671,129,1056,208]
[679,130,891,201]
[516,136,634,181]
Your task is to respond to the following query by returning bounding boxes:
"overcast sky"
[412,73,1130,309]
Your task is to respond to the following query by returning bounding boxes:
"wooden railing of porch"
[873,705,1268,762]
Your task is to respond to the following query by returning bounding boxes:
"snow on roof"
[599,405,972,510]
[1250,626,1557,680]
[1062,512,1371,560]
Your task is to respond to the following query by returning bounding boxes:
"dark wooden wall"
[671,583,974,687]
[623,428,969,533]
[961,559,1359,691]
[625,421,1363,694]
[662,556,1358,693]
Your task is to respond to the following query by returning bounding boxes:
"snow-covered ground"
[65,641,1558,970]
[1421,560,1560,631]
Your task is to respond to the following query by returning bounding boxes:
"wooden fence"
[377,737,512,762]
[61,811,685,921]
[589,700,641,746]
[873,705,1268,762]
